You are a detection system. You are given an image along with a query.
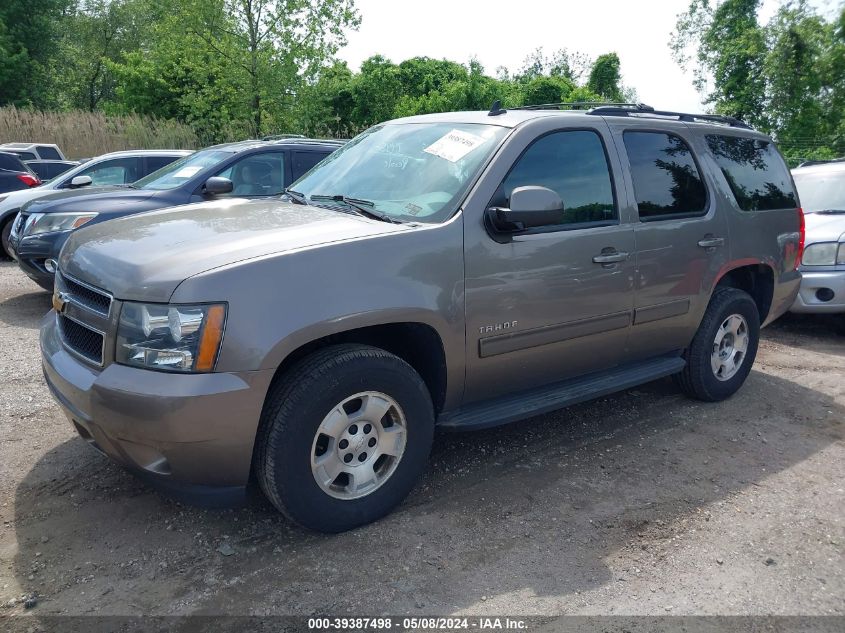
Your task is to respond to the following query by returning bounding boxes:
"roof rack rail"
[512,101,643,111]
[796,157,845,168]
[586,104,753,129]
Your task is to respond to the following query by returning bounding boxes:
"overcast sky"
[338,0,838,114]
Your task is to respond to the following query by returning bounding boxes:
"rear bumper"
[40,311,275,505]
[790,269,845,314]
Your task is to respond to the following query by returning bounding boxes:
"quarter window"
[705,135,797,211]
[491,130,616,228]
[623,131,707,220]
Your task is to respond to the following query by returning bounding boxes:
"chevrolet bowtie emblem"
[52,291,70,313]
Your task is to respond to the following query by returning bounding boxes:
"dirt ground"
[0,259,843,618]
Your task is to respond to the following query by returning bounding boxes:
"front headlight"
[116,302,227,372]
[839,243,845,265]
[24,212,97,236]
[802,242,839,266]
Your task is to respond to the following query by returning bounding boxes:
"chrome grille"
[55,272,113,366]
[58,314,104,364]
[62,276,112,316]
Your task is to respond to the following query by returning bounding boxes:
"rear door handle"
[592,250,630,264]
[698,236,725,248]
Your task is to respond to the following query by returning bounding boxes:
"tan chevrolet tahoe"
[41,104,803,532]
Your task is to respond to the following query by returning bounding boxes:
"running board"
[437,355,686,431]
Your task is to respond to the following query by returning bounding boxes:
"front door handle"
[698,236,725,248]
[592,250,630,264]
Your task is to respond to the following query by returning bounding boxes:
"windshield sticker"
[424,129,487,163]
[172,165,203,178]
[405,202,423,216]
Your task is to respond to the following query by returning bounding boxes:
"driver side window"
[77,158,142,185]
[490,130,617,228]
[214,152,285,197]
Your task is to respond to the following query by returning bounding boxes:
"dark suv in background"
[1,150,192,259]
[0,151,40,194]
[11,138,343,289]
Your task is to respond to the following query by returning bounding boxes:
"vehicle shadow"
[11,361,844,617]
[764,312,845,353]
[0,273,51,330]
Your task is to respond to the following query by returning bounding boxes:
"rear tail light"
[795,207,805,270]
[17,173,40,188]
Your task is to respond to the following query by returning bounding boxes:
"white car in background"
[791,159,845,313]
[0,149,192,259]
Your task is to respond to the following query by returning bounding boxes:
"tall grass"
[0,106,199,159]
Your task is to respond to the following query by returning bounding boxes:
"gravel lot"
[0,259,843,618]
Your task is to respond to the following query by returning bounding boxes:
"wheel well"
[269,323,448,414]
[715,264,774,322]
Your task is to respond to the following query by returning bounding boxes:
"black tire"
[255,344,434,532]
[675,287,760,402]
[1,216,14,261]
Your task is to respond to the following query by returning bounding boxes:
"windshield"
[291,122,509,223]
[793,170,845,213]
[133,150,232,191]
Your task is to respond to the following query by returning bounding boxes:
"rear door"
[463,120,636,403]
[607,121,729,360]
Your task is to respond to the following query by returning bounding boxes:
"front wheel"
[255,344,434,532]
[676,287,760,402]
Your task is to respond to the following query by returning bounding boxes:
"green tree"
[587,53,624,102]
[0,0,71,107]
[671,0,768,126]
[672,0,845,163]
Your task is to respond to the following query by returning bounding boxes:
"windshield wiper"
[310,194,402,224]
[283,188,308,205]
[814,209,845,214]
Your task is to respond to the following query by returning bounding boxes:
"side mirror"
[486,186,565,232]
[69,175,92,188]
[203,177,233,196]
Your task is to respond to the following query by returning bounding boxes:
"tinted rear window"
[706,135,797,211]
[292,151,327,181]
[0,153,24,171]
[7,150,36,161]
[36,146,62,160]
[623,131,708,219]
[145,155,181,174]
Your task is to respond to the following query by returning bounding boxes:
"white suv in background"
[791,159,845,314]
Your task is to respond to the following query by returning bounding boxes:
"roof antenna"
[488,99,506,116]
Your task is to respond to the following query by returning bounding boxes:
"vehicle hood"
[21,186,156,214]
[0,186,65,216]
[804,211,845,243]
[59,198,411,302]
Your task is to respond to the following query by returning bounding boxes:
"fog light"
[815,287,835,302]
[44,258,57,273]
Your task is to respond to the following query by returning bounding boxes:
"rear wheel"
[255,344,434,532]
[676,287,760,402]
[1,217,14,260]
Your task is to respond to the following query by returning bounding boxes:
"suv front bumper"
[790,269,845,314]
[40,311,275,505]
[8,228,69,290]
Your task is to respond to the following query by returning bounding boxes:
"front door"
[463,121,636,404]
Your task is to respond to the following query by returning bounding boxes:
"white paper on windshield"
[173,165,202,178]
[423,129,486,163]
